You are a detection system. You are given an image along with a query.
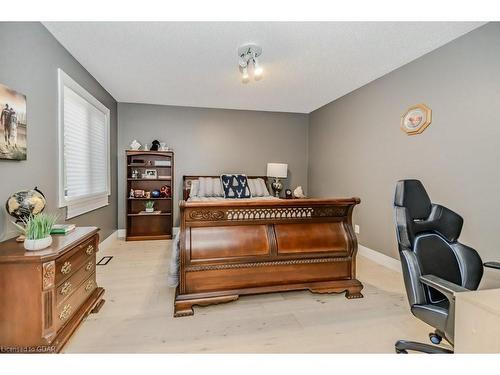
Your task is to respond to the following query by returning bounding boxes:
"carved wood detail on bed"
[174,176,363,317]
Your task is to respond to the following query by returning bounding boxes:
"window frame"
[57,69,111,219]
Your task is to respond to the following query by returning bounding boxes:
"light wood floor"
[63,238,434,353]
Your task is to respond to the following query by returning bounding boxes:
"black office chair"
[393,179,500,353]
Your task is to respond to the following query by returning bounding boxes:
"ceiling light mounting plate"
[238,44,262,67]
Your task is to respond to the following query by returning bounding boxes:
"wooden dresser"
[0,227,105,353]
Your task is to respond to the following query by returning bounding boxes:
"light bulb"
[253,58,263,79]
[241,66,249,82]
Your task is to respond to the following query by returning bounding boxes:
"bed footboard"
[174,198,363,317]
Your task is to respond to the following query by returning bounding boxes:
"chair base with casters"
[395,340,453,354]
[395,274,467,354]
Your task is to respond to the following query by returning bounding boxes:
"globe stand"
[16,235,25,243]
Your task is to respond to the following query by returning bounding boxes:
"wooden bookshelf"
[125,150,174,241]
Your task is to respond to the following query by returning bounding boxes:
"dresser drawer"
[55,272,97,331]
[55,235,97,286]
[55,254,96,306]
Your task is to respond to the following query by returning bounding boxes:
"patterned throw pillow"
[220,174,251,199]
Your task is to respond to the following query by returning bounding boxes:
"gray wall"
[0,22,118,241]
[118,103,309,228]
[308,22,500,261]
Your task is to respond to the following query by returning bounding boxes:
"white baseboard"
[99,230,119,253]
[358,244,401,273]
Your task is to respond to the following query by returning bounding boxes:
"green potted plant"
[145,200,155,213]
[13,213,58,251]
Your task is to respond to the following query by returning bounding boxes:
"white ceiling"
[44,22,484,113]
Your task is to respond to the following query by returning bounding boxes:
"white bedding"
[168,230,181,287]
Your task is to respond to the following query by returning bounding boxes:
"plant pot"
[145,208,154,213]
[24,236,53,251]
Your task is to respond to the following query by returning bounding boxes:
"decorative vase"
[129,139,141,150]
[24,236,53,251]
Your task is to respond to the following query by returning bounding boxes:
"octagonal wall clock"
[401,103,432,135]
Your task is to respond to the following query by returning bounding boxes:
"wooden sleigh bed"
[174,176,363,317]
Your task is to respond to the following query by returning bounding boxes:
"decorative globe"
[151,190,161,198]
[5,187,46,222]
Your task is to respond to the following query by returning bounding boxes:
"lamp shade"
[267,163,288,178]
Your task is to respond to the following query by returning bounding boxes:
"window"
[58,69,110,219]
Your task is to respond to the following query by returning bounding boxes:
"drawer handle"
[60,281,72,295]
[61,261,72,275]
[85,280,94,292]
[59,304,72,321]
[85,261,93,271]
[86,245,94,256]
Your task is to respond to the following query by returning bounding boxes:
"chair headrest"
[394,180,432,220]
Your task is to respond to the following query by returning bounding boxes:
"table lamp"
[267,163,288,197]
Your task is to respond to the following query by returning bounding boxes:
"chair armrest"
[419,274,469,301]
[484,262,500,270]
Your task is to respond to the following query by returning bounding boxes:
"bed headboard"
[183,175,269,200]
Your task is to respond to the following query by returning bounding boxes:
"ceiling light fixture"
[253,57,263,79]
[241,65,249,83]
[238,44,263,82]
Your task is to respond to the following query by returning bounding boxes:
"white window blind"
[58,69,110,219]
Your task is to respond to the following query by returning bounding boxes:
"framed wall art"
[0,83,27,160]
[401,103,432,135]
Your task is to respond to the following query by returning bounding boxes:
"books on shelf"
[154,160,171,167]
[51,224,76,235]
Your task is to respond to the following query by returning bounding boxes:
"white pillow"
[258,178,271,196]
[248,178,271,197]
[189,180,199,197]
[212,178,224,197]
[198,177,224,197]
[247,178,257,196]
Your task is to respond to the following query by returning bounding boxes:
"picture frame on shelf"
[143,169,157,179]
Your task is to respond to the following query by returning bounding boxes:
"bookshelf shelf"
[127,212,172,217]
[127,178,172,181]
[128,197,172,200]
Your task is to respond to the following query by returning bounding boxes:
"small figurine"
[160,185,171,198]
[293,186,306,199]
[150,140,160,151]
[129,139,141,150]
[129,189,135,198]
[144,191,151,199]
[134,189,145,198]
[143,143,149,151]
